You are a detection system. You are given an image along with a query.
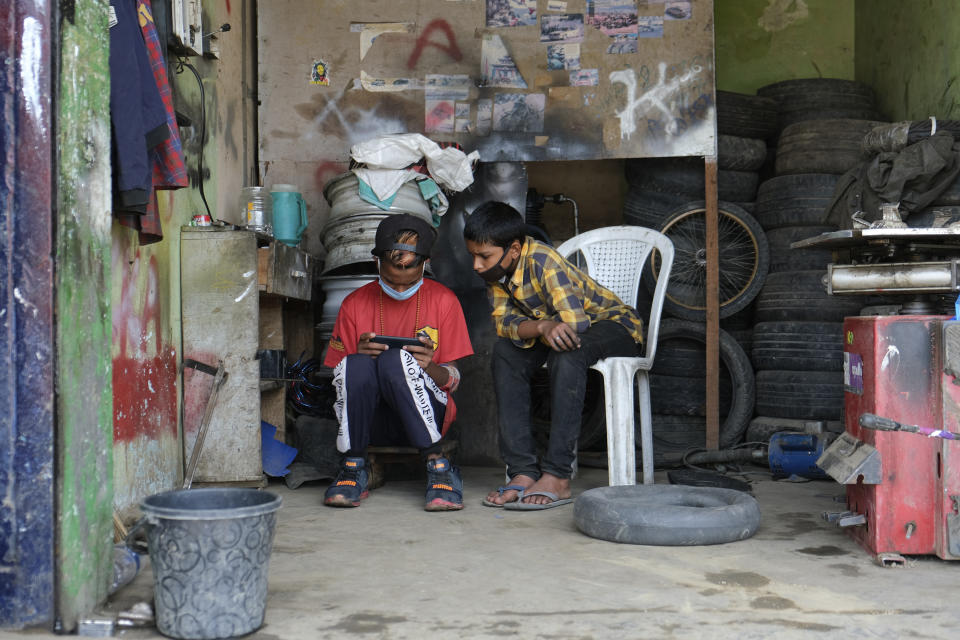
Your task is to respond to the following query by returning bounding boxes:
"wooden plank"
[704,155,720,450]
[260,386,287,442]
[259,295,285,350]
[258,0,717,164]
[257,245,271,291]
[283,299,315,365]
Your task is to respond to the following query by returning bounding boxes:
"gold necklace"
[379,286,422,337]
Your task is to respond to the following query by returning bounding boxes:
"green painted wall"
[715,0,855,94]
[56,0,114,629]
[855,0,960,121]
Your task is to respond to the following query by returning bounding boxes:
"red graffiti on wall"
[407,19,462,69]
[315,160,347,190]
[112,235,178,442]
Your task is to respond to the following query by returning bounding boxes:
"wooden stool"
[366,440,459,490]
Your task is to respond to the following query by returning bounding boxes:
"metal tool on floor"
[182,358,227,489]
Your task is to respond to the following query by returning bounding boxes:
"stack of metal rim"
[320,172,433,275]
[317,172,436,365]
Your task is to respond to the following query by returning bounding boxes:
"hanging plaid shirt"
[488,237,644,349]
[139,0,188,189]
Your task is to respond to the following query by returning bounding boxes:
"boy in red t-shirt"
[323,214,473,510]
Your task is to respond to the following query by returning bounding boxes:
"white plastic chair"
[556,225,675,486]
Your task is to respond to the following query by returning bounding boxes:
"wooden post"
[704,156,720,450]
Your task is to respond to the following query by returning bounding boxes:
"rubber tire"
[765,225,837,273]
[653,319,754,447]
[750,321,844,371]
[647,201,769,321]
[625,158,759,202]
[652,415,708,459]
[623,187,691,229]
[719,170,760,202]
[652,339,713,377]
[653,330,752,376]
[718,135,767,172]
[755,270,864,323]
[574,485,762,546]
[776,119,886,176]
[757,78,878,132]
[716,90,778,140]
[755,369,844,421]
[755,174,840,230]
[625,157,703,195]
[650,374,733,416]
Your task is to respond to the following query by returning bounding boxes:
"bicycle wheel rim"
[653,205,763,316]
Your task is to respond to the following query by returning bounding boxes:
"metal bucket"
[132,488,282,640]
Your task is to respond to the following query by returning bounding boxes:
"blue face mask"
[379,275,423,301]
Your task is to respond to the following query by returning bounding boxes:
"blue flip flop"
[503,490,573,511]
[482,484,528,508]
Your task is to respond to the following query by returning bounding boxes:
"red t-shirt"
[324,278,474,433]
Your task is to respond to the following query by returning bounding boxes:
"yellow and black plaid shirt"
[488,237,644,348]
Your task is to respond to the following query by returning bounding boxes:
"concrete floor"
[7,465,960,640]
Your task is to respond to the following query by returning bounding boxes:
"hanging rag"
[826,131,960,229]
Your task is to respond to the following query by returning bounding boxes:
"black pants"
[491,321,638,479]
[331,348,448,457]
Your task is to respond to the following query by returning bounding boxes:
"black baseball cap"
[372,213,437,258]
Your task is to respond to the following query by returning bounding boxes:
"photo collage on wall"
[475,0,692,132]
[334,1,697,140]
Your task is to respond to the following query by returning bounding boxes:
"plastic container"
[108,544,141,595]
[240,186,272,233]
[133,488,282,640]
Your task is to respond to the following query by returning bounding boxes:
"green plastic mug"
[271,184,307,246]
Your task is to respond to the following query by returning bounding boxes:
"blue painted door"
[0,0,56,628]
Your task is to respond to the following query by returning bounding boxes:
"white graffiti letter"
[609,62,702,141]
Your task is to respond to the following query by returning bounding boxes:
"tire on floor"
[574,485,762,545]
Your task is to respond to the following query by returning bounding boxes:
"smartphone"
[369,335,424,349]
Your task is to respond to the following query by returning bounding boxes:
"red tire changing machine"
[797,227,960,566]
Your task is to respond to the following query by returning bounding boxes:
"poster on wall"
[425,75,471,133]
[493,93,545,132]
[586,1,638,37]
[486,0,537,27]
[481,34,528,88]
[540,14,585,43]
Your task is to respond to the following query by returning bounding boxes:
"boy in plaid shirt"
[463,201,643,509]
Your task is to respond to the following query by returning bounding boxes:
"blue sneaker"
[324,457,369,507]
[424,457,463,511]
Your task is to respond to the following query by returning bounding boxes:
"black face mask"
[477,246,513,283]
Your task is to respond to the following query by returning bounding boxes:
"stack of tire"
[624,91,777,463]
[750,78,884,436]
[624,89,775,228]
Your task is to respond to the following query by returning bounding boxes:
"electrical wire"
[286,352,329,416]
[175,58,214,221]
